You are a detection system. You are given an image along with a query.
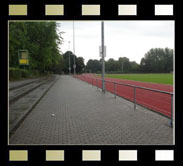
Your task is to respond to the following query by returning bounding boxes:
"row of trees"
[85,48,173,73]
[86,57,139,73]
[9,22,85,75]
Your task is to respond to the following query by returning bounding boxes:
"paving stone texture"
[9,75,173,145]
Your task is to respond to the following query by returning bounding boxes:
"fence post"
[134,87,136,109]
[97,79,98,90]
[114,83,116,98]
[170,94,173,128]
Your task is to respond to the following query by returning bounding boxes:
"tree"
[9,22,64,73]
[106,58,118,72]
[76,57,85,73]
[9,22,28,67]
[63,51,85,74]
[86,59,94,73]
[86,59,101,73]
[130,61,139,72]
[63,51,74,73]
[139,48,173,73]
[54,55,65,74]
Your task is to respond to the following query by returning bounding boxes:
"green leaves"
[140,48,173,73]
[9,22,64,73]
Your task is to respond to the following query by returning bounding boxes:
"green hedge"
[9,67,57,81]
[9,67,31,81]
[32,70,39,77]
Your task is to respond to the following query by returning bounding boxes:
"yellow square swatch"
[82,5,100,15]
[9,5,27,16]
[118,5,137,15]
[45,5,64,15]
[46,150,64,161]
[82,150,101,161]
[9,150,28,161]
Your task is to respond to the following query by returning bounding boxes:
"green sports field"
[98,73,173,85]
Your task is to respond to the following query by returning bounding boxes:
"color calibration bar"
[8,4,174,16]
[9,150,174,161]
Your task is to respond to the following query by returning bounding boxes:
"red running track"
[74,74,173,118]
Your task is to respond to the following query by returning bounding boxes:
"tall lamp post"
[122,60,123,73]
[101,21,105,92]
[73,21,76,75]
[68,41,71,75]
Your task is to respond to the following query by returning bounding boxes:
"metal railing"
[74,75,174,127]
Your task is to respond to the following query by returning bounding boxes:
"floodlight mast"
[68,41,71,75]
[101,21,105,92]
[122,60,123,73]
[73,21,76,75]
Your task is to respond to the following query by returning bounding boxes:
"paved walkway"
[10,75,173,145]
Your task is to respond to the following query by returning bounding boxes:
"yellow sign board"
[18,50,29,66]
[19,59,29,65]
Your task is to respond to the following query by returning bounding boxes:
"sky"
[57,21,174,65]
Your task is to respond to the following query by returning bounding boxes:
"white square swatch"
[155,150,174,161]
[155,5,173,15]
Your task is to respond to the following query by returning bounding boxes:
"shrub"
[9,67,54,81]
[9,67,30,81]
[33,70,39,76]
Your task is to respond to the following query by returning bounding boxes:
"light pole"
[101,21,105,93]
[73,21,76,75]
[68,41,71,75]
[122,60,123,73]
